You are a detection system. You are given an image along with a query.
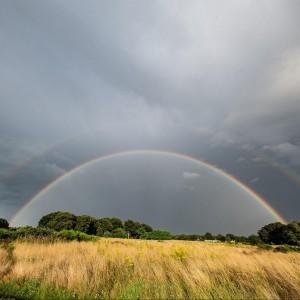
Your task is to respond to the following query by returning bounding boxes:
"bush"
[0,228,12,240]
[12,226,56,239]
[111,228,127,238]
[55,230,97,241]
[273,245,300,253]
[247,235,262,245]
[0,227,56,241]
[257,243,273,251]
[274,245,290,253]
[141,230,172,240]
[0,218,9,229]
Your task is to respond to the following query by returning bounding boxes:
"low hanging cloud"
[183,172,200,180]
[1,1,300,222]
[263,143,300,166]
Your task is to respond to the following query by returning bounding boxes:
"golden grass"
[2,239,300,299]
[0,247,10,278]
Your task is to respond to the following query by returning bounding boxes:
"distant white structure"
[204,240,220,243]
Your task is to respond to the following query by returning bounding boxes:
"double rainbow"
[11,149,287,225]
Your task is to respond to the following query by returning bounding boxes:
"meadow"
[1,239,300,299]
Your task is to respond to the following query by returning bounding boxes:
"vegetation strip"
[1,212,300,248]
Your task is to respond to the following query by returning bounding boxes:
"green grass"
[0,279,79,300]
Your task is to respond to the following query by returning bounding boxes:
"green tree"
[109,217,123,230]
[38,211,76,231]
[95,218,113,236]
[124,220,141,238]
[215,234,225,242]
[141,230,172,240]
[225,233,236,242]
[141,223,153,232]
[281,222,300,245]
[258,222,285,244]
[0,218,9,229]
[204,232,214,240]
[0,228,12,240]
[74,215,96,234]
[111,227,127,238]
[247,234,262,245]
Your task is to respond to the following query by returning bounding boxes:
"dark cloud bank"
[1,1,300,233]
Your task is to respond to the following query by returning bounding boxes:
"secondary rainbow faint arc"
[11,149,287,224]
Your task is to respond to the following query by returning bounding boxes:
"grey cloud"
[250,177,260,184]
[182,172,200,180]
[263,143,300,166]
[1,0,300,226]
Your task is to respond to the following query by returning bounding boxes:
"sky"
[1,1,300,234]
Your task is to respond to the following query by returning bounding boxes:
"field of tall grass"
[1,238,300,299]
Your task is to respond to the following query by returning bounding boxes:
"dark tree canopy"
[95,218,113,236]
[204,232,214,240]
[0,218,9,229]
[74,215,96,235]
[124,220,142,238]
[258,222,300,245]
[38,211,76,231]
[109,218,123,230]
[258,222,286,244]
[215,234,225,242]
[31,211,300,245]
[141,223,153,232]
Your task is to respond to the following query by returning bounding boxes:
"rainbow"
[11,149,287,224]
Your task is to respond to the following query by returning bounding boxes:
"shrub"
[141,230,172,240]
[0,228,12,240]
[111,228,127,238]
[257,243,272,251]
[247,235,262,245]
[103,231,112,237]
[12,226,56,239]
[0,227,56,241]
[55,230,97,241]
[274,245,290,253]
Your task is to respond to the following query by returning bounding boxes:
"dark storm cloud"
[1,0,300,224]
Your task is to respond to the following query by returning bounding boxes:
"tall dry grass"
[0,247,11,278]
[1,239,300,299]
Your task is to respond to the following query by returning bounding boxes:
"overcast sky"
[1,1,300,233]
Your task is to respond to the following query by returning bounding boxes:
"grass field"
[1,239,300,299]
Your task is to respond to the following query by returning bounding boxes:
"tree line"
[1,212,300,247]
